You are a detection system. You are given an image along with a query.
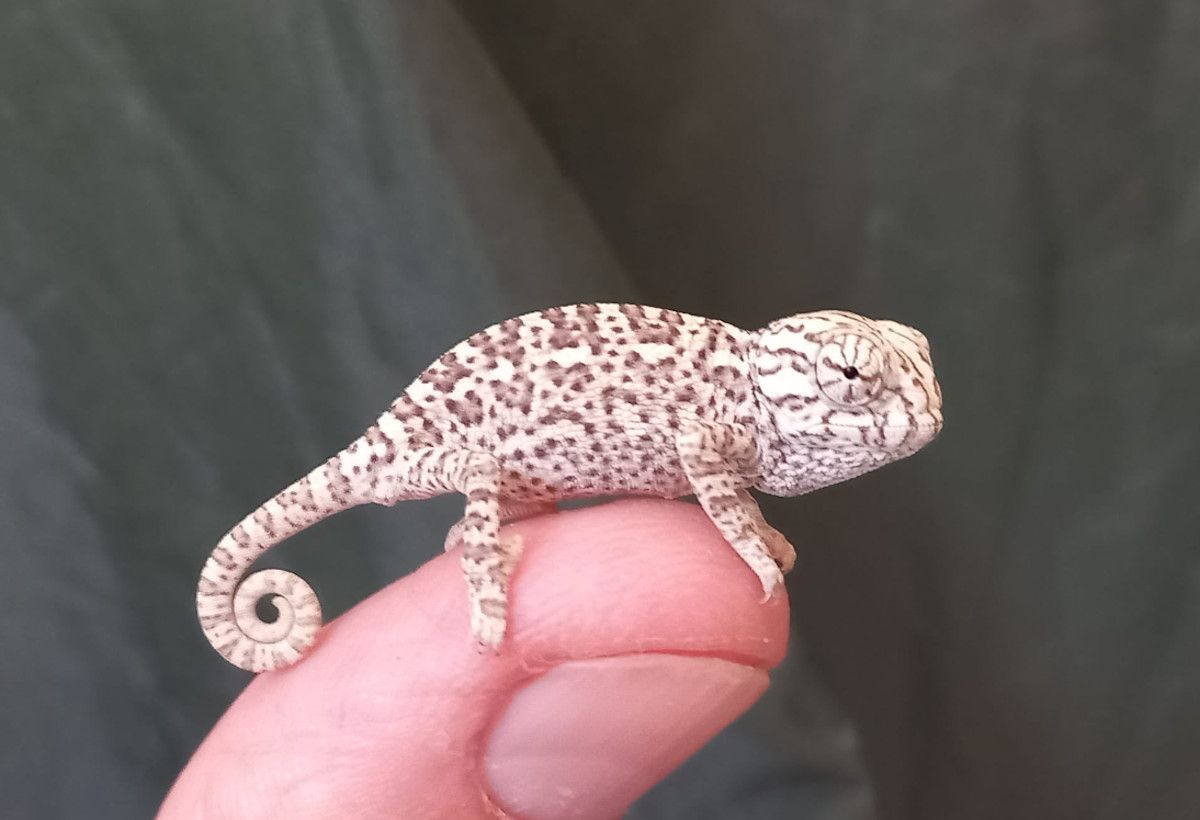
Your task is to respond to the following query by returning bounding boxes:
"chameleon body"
[198,304,943,672]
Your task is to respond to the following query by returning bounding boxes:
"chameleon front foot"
[748,514,795,597]
[750,560,787,603]
[758,523,796,574]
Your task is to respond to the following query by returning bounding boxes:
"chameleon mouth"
[819,421,942,434]
[804,419,943,451]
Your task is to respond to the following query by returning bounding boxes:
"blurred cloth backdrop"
[2,2,1199,818]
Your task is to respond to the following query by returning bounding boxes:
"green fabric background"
[2,2,1197,818]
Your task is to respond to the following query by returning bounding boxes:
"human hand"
[161,499,790,819]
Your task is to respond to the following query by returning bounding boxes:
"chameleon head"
[749,310,943,494]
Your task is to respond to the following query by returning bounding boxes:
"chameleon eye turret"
[815,331,887,407]
[199,304,942,672]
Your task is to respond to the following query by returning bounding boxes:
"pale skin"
[166,501,791,819]
[197,304,943,672]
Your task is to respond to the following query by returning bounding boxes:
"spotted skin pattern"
[197,304,943,672]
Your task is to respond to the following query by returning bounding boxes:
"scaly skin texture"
[198,304,943,672]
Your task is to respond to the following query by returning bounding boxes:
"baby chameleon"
[198,304,943,672]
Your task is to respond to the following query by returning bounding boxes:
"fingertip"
[500,499,791,669]
[477,500,792,817]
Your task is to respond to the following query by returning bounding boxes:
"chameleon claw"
[757,569,787,603]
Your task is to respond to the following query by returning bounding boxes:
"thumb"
[161,499,790,819]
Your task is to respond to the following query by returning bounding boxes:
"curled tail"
[197,433,386,672]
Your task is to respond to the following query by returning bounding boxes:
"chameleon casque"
[198,304,943,672]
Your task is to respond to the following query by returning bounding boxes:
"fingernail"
[483,654,768,819]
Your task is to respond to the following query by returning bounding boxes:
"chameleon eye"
[816,334,885,406]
